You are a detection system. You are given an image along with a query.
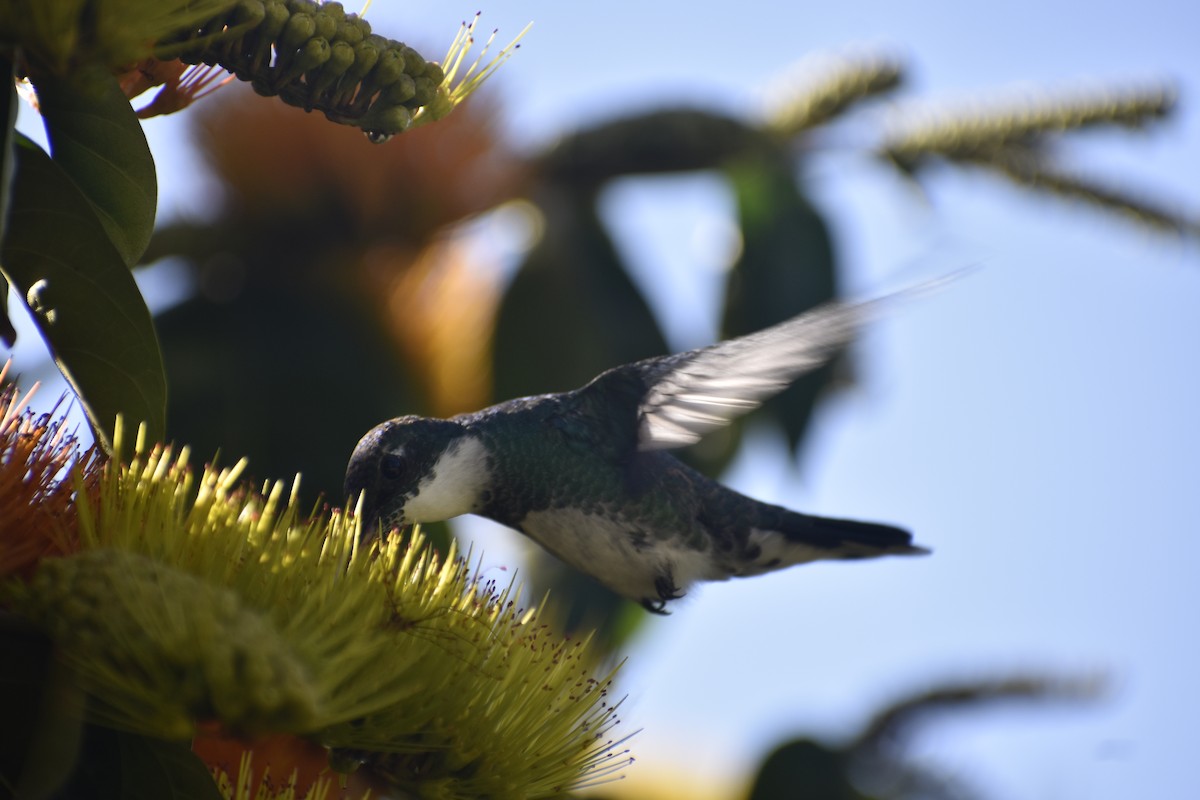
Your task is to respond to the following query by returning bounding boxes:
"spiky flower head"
[0,363,99,578]
[407,12,531,133]
[0,385,632,797]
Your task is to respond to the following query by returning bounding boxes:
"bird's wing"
[635,301,862,449]
[635,270,959,450]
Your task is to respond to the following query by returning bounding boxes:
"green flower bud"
[229,0,267,30]
[319,1,345,20]
[333,15,366,46]
[312,9,338,41]
[371,47,407,88]
[360,105,413,143]
[278,10,316,52]
[408,75,437,108]
[423,61,445,88]
[308,39,355,102]
[246,0,291,71]
[383,73,416,105]
[346,36,380,80]
[212,0,268,69]
[286,0,319,13]
[274,36,331,89]
[400,44,428,76]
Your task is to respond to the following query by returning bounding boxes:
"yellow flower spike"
[882,81,1176,167]
[764,49,904,137]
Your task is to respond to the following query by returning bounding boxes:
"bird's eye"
[380,453,405,481]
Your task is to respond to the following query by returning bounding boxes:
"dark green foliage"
[33,66,158,268]
[0,617,85,800]
[722,151,840,453]
[537,108,774,188]
[50,726,225,800]
[748,740,865,800]
[0,135,165,450]
[493,184,670,400]
[155,271,420,509]
[0,65,165,448]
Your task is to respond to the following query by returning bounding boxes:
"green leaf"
[31,66,157,268]
[55,726,222,800]
[722,153,841,455]
[0,135,166,450]
[492,185,669,400]
[0,55,18,346]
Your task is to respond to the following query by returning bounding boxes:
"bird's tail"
[783,512,928,558]
[738,506,927,576]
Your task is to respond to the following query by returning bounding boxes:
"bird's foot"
[642,573,685,614]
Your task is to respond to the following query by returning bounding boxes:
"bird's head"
[344,416,490,538]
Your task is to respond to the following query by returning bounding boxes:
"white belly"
[517,507,717,603]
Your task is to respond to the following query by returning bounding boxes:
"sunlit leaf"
[0,135,166,449]
[32,66,157,268]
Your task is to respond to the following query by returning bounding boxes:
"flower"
[0,376,633,796]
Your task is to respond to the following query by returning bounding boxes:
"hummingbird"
[345,290,931,613]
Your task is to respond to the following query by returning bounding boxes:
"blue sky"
[8,1,1200,797]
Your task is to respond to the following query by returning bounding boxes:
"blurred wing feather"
[637,300,866,450]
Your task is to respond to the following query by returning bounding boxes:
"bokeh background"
[7,0,1199,797]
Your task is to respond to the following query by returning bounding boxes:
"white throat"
[403,435,490,523]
